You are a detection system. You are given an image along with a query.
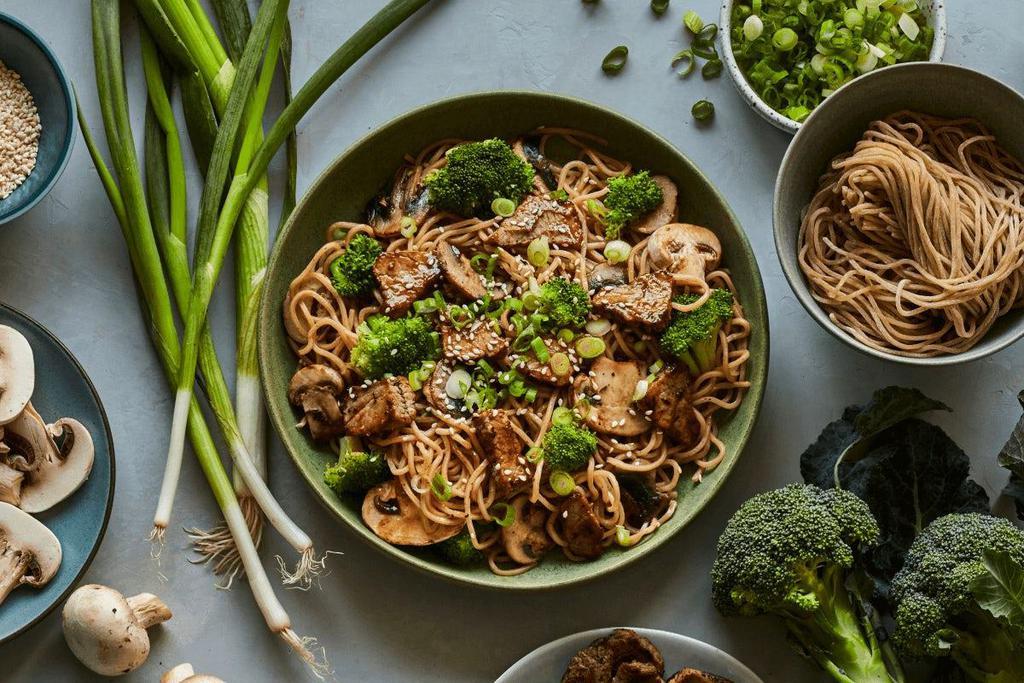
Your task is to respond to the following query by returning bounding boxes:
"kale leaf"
[997,390,1024,519]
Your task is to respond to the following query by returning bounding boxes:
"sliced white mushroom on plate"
[646,223,722,285]
[0,501,62,607]
[0,325,35,426]
[63,584,172,677]
[162,664,226,683]
[362,479,463,546]
[0,405,94,513]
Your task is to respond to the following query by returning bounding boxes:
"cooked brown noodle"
[799,111,1024,356]
[283,130,751,574]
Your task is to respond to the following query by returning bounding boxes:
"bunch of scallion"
[80,0,434,671]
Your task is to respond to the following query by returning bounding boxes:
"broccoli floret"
[537,278,591,330]
[603,171,664,239]
[324,439,389,494]
[329,234,383,296]
[436,530,484,566]
[350,314,440,379]
[542,421,598,472]
[891,513,1024,680]
[425,138,535,217]
[712,484,901,682]
[659,289,733,375]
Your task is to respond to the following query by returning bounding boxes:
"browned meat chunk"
[561,489,605,560]
[591,273,673,331]
[562,629,665,683]
[342,377,416,436]
[433,242,492,301]
[439,319,508,363]
[486,196,583,250]
[372,250,440,317]
[501,496,554,564]
[423,361,460,416]
[640,366,701,448]
[518,352,573,387]
[473,410,528,500]
[573,357,649,436]
[288,364,345,442]
[666,669,733,683]
[588,263,628,291]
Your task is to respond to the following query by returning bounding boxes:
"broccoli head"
[436,530,484,566]
[712,484,900,682]
[350,313,440,379]
[425,138,535,217]
[603,171,664,239]
[542,421,598,472]
[329,234,383,297]
[324,439,390,494]
[659,289,733,375]
[537,278,591,330]
[891,513,1024,680]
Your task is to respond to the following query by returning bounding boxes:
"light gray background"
[1,1,1022,681]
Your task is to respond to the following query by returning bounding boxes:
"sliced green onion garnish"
[576,336,606,359]
[413,298,439,315]
[408,369,426,391]
[491,502,516,528]
[431,472,453,501]
[527,236,550,268]
[586,198,608,221]
[521,291,541,311]
[601,45,629,74]
[505,297,524,314]
[550,352,572,377]
[550,470,576,496]
[743,14,764,41]
[526,446,544,463]
[691,42,717,60]
[470,253,490,273]
[615,525,635,547]
[683,10,703,34]
[692,99,715,121]
[524,387,538,403]
[585,318,611,336]
[530,336,550,363]
[498,369,519,386]
[898,12,920,40]
[772,27,798,51]
[557,328,575,343]
[550,188,570,201]
[603,239,631,264]
[476,358,494,379]
[649,359,664,375]
[632,378,649,402]
[446,368,472,399]
[491,197,516,217]
[508,379,527,398]
[702,58,723,79]
[552,406,576,425]
[400,216,418,239]
[650,0,670,16]
[695,23,718,44]
[633,340,648,353]
[843,8,864,29]
[671,49,695,78]
[448,305,473,328]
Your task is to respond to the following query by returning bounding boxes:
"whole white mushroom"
[62,584,172,677]
[162,663,226,683]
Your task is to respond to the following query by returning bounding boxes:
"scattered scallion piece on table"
[692,99,715,121]
[702,58,723,79]
[671,49,695,77]
[683,9,703,34]
[601,45,629,74]
[650,0,670,16]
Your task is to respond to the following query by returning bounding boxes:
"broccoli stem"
[786,566,901,683]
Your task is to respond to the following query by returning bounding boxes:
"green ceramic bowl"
[259,92,769,590]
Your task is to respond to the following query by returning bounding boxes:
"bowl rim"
[0,11,77,226]
[0,301,116,644]
[772,61,1024,366]
[718,0,948,135]
[259,89,770,591]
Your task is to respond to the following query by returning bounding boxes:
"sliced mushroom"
[162,665,226,683]
[362,479,462,546]
[433,241,492,301]
[646,223,722,285]
[0,502,61,607]
[572,357,650,436]
[501,496,554,565]
[587,263,628,292]
[0,325,34,426]
[632,175,679,234]
[63,585,172,677]
[288,364,345,442]
[14,413,94,514]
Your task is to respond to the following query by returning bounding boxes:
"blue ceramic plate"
[496,627,763,682]
[0,12,76,225]
[0,303,114,643]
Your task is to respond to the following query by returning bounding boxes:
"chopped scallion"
[400,216,418,239]
[692,99,715,121]
[601,45,629,74]
[550,352,572,377]
[431,472,453,501]
[530,336,550,363]
[550,470,576,496]
[650,0,670,16]
[683,10,704,34]
[491,502,516,528]
[603,239,631,264]
[527,236,550,268]
[671,49,696,78]
[576,336,606,359]
[491,197,516,217]
[552,406,576,425]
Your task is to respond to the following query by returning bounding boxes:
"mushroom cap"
[362,479,462,546]
[63,585,167,677]
[646,223,722,280]
[633,175,679,235]
[501,496,553,565]
[161,663,196,683]
[182,676,226,683]
[288,364,344,404]
[0,501,62,586]
[5,409,95,514]
[0,326,34,426]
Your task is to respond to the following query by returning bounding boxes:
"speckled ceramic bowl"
[259,91,769,590]
[774,62,1024,366]
[719,0,947,134]
[0,12,76,225]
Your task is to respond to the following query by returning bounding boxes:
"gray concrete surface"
[0,1,1022,681]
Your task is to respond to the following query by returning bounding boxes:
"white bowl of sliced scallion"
[720,0,946,134]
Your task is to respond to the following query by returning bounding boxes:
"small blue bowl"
[0,12,76,225]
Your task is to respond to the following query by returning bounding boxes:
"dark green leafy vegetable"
[602,45,629,74]
[972,550,1024,630]
[996,390,1024,519]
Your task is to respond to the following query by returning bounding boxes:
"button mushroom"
[0,325,34,426]
[572,357,650,437]
[646,223,722,285]
[63,584,172,677]
[288,364,346,442]
[0,406,95,513]
[501,496,554,565]
[632,175,679,235]
[0,501,61,607]
[361,479,462,546]
[162,664,226,683]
